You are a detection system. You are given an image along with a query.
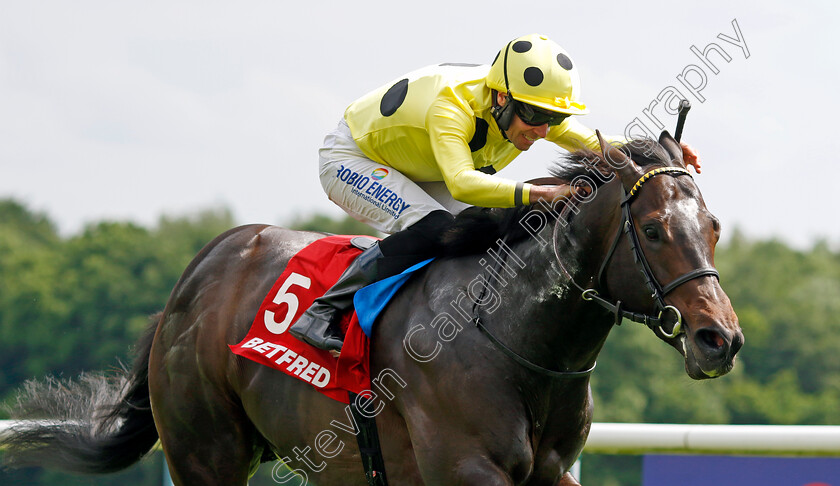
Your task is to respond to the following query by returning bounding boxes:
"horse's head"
[589,131,743,380]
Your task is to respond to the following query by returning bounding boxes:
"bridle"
[553,166,720,338]
[471,164,719,379]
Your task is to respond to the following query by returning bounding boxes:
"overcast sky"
[2,1,838,248]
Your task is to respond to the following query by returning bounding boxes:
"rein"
[554,166,719,337]
[471,237,597,379]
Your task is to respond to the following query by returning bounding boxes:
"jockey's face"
[497,93,550,152]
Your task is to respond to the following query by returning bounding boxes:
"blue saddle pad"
[353,258,434,336]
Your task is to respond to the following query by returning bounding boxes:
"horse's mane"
[440,138,673,256]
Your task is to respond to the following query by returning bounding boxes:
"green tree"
[0,201,66,394]
[1,205,239,485]
[0,200,59,247]
[0,205,237,404]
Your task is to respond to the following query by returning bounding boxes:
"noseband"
[554,166,720,337]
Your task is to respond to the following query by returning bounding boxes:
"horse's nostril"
[697,329,726,350]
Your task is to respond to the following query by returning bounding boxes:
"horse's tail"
[1,315,161,474]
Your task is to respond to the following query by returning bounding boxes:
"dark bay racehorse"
[2,132,742,485]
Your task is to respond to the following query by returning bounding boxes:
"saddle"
[230,235,415,485]
[230,235,431,402]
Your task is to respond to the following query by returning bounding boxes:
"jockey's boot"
[289,243,383,352]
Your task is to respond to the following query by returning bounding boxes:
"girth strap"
[349,392,389,486]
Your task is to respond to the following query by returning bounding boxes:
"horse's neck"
[481,182,624,374]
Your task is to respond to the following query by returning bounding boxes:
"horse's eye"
[711,216,721,233]
[644,227,659,241]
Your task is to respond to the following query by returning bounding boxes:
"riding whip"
[674,99,691,142]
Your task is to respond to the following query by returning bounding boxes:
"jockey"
[290,33,701,351]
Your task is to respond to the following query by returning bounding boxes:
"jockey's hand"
[529,184,591,204]
[681,142,702,173]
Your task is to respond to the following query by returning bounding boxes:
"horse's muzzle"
[684,322,743,379]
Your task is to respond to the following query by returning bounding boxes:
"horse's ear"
[526,176,565,186]
[658,130,685,168]
[595,129,643,188]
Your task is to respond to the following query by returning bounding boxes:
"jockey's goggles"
[513,99,570,127]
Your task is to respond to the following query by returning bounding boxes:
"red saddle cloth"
[229,235,372,404]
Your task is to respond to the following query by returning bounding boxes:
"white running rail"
[585,422,840,456]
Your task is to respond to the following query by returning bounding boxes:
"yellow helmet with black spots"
[486,34,588,116]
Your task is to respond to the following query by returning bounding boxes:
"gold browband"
[628,167,692,199]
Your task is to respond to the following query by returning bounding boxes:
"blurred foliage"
[1,200,839,485]
[0,202,236,400]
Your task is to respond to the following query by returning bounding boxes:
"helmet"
[486,34,588,115]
